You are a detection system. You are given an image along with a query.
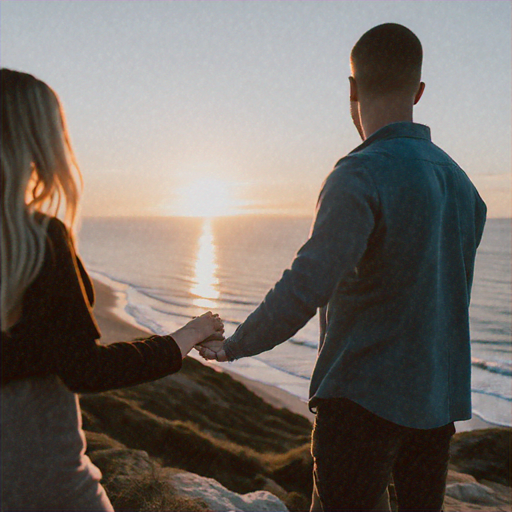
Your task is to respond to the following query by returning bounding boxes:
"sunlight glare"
[191,218,219,308]
[175,178,239,218]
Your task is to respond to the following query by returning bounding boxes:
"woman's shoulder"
[33,213,71,247]
[35,213,67,233]
[30,214,75,273]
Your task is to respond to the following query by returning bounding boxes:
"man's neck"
[359,97,414,140]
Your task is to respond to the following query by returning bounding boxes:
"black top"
[1,217,182,393]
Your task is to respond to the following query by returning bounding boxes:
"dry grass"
[82,357,314,511]
[105,469,212,512]
[81,357,511,512]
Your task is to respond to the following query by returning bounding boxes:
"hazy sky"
[1,0,511,218]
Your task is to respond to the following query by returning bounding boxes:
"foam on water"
[472,358,512,377]
[81,217,511,428]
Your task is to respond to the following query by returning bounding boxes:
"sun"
[172,178,241,217]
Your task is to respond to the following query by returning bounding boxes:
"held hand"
[171,312,224,359]
[196,339,229,362]
[202,331,225,343]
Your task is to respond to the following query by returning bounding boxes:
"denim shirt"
[224,122,487,429]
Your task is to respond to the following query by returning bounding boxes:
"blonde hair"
[1,69,82,331]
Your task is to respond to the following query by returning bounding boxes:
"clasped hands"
[195,337,229,362]
[175,311,229,362]
[194,340,228,363]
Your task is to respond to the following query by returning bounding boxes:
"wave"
[90,268,512,381]
[90,268,143,290]
[471,389,512,428]
[470,408,512,428]
[471,357,512,377]
[91,267,262,310]
[288,338,318,349]
[94,268,511,379]
[252,355,311,382]
[150,305,243,329]
[131,287,196,310]
[471,388,512,403]
[216,294,261,307]
[125,303,168,336]
[471,339,512,346]
[472,323,512,336]
[100,281,512,428]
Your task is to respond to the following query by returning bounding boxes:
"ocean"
[78,216,512,428]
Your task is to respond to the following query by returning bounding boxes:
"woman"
[0,68,224,511]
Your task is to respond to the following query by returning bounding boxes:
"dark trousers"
[310,398,455,512]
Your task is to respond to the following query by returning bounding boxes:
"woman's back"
[1,69,224,511]
[1,375,110,511]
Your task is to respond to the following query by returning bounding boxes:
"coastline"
[92,278,315,422]
[87,278,511,511]
[92,277,494,431]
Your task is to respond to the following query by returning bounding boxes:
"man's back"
[206,23,489,512]
[310,121,487,428]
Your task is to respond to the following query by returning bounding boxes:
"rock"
[103,468,212,512]
[444,495,500,511]
[80,358,313,505]
[479,480,512,509]
[256,476,288,500]
[445,482,498,506]
[480,479,512,495]
[79,359,511,512]
[89,448,156,478]
[449,428,511,486]
[446,469,478,485]
[170,470,289,512]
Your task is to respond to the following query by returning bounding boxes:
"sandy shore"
[92,279,315,422]
[92,278,493,430]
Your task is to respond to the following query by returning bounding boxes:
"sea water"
[78,216,511,428]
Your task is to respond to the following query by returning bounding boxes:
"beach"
[79,215,512,431]
[92,277,496,431]
[93,278,314,421]
[85,278,511,511]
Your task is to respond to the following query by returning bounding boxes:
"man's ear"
[414,82,425,105]
[349,76,358,102]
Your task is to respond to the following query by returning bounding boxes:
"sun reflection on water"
[191,218,219,309]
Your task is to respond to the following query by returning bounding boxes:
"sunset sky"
[1,1,511,218]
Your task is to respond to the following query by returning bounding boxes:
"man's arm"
[207,158,379,361]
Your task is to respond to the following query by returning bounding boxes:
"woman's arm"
[1,218,223,393]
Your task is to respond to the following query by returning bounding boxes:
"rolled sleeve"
[224,158,379,360]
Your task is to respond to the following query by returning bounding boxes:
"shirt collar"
[350,122,431,155]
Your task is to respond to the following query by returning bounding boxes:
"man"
[199,23,487,511]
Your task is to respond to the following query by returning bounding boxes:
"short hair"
[350,23,423,98]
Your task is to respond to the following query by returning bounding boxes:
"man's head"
[349,23,425,139]
[350,23,423,100]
